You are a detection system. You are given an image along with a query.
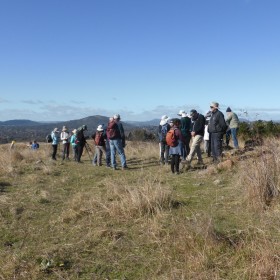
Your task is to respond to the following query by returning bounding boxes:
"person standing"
[60,126,70,160]
[158,115,170,165]
[204,110,212,157]
[208,102,227,163]
[177,110,191,159]
[168,119,185,174]
[107,114,127,170]
[92,125,107,166]
[51,128,60,160]
[184,109,205,167]
[225,107,240,149]
[31,140,39,150]
[70,129,78,161]
[76,125,87,163]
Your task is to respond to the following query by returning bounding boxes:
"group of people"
[26,103,239,174]
[49,114,128,170]
[158,101,240,174]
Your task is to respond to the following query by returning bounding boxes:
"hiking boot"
[122,166,129,170]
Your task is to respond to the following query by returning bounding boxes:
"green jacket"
[226,112,239,128]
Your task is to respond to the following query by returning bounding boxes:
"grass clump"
[2,139,280,279]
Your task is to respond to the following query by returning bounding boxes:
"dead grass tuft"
[239,138,280,209]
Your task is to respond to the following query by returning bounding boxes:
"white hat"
[113,114,120,120]
[177,110,188,117]
[97,125,104,131]
[161,115,168,120]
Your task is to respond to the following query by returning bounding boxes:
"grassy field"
[1,139,280,279]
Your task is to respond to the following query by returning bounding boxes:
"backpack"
[46,134,52,143]
[107,122,118,139]
[160,124,168,142]
[94,132,104,146]
[166,129,178,147]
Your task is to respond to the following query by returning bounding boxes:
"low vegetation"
[1,139,280,279]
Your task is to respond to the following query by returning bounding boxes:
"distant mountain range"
[0,115,271,144]
[0,115,159,144]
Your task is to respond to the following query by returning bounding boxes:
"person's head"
[226,107,232,114]
[210,102,219,112]
[177,110,188,117]
[33,140,37,143]
[97,125,104,132]
[172,118,181,127]
[82,125,87,131]
[62,126,68,132]
[205,111,211,125]
[189,109,198,120]
[113,114,121,121]
[53,127,59,133]
[160,115,169,125]
[72,129,77,134]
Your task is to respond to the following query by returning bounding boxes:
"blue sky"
[0,0,279,122]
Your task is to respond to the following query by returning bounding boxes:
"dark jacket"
[191,113,205,136]
[208,110,227,133]
[76,128,86,146]
[180,116,192,139]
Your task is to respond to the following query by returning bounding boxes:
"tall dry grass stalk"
[0,143,53,176]
[60,169,173,225]
[127,141,159,161]
[239,138,280,209]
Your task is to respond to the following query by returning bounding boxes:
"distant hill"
[0,119,42,126]
[0,115,137,144]
[126,119,159,127]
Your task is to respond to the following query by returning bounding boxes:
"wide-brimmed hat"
[160,119,168,125]
[97,125,104,131]
[177,110,188,117]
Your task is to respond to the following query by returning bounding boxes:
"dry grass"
[239,137,280,209]
[2,139,280,279]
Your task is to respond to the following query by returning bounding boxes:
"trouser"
[93,141,111,166]
[76,143,85,162]
[52,144,58,160]
[187,135,203,163]
[226,128,239,148]
[62,143,70,160]
[171,154,180,173]
[184,134,191,158]
[110,139,127,168]
[160,141,169,163]
[211,132,224,162]
[72,146,78,161]
[95,145,107,166]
